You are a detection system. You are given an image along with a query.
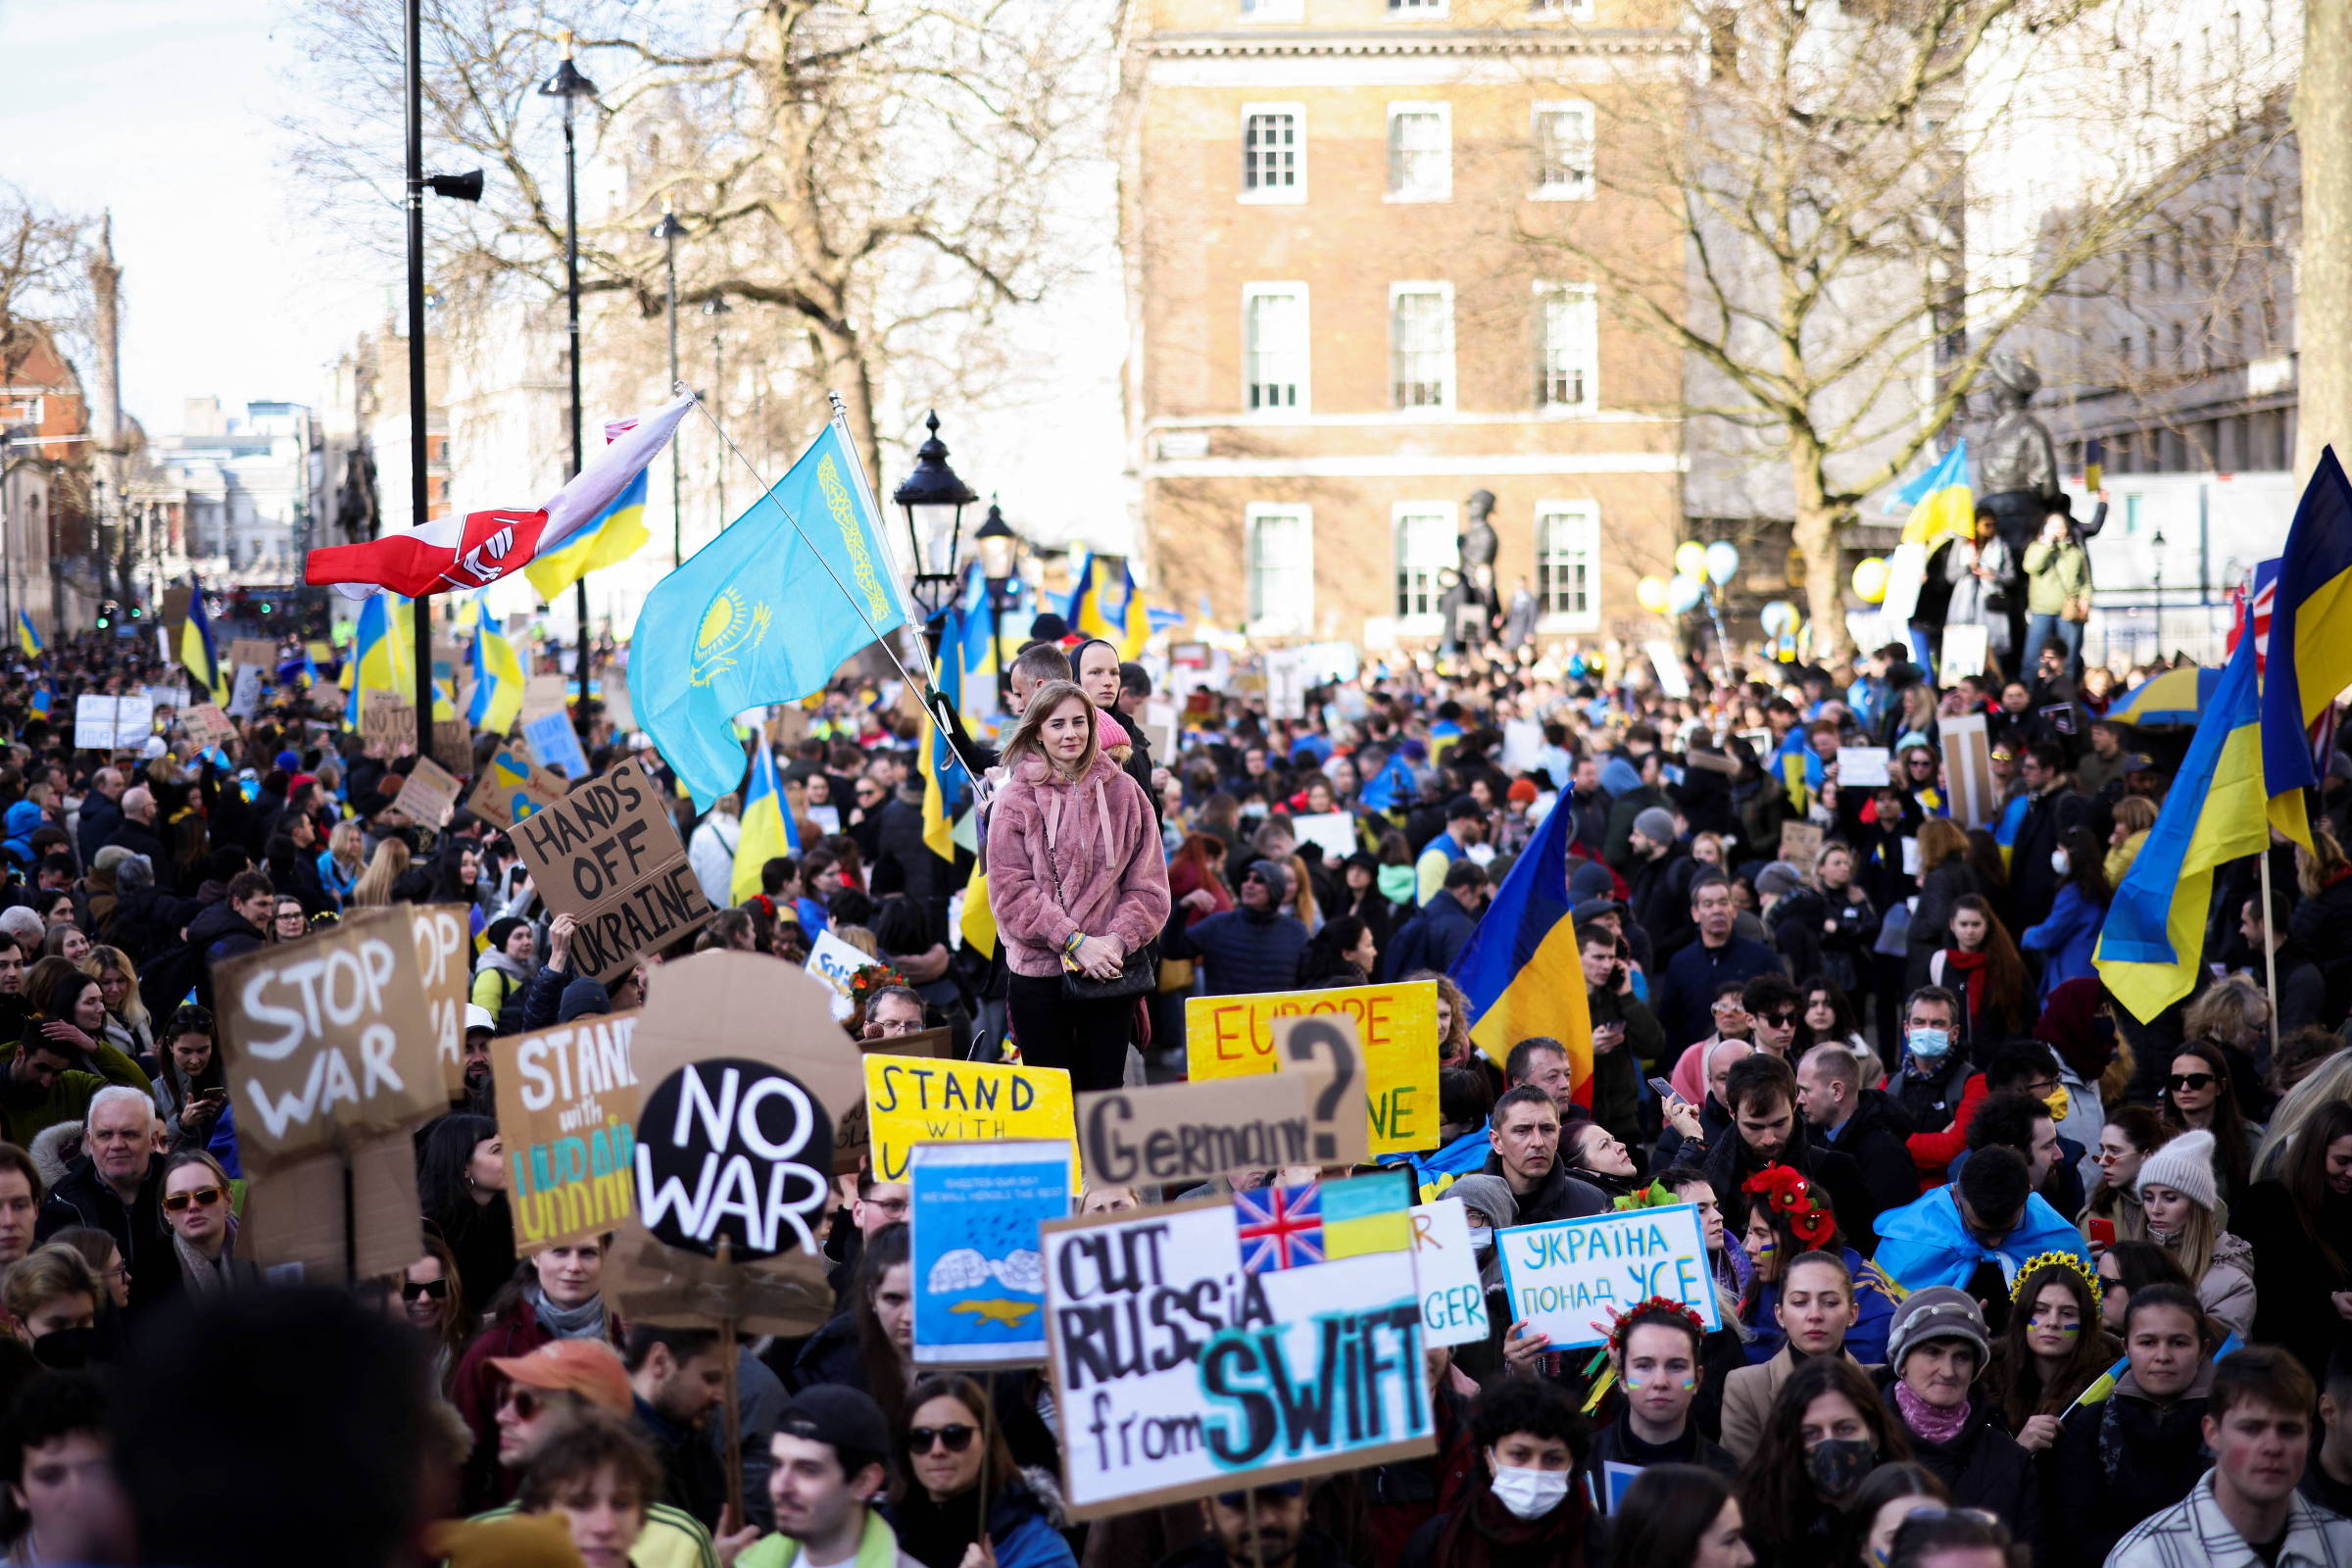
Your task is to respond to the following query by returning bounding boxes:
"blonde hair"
[3,1245,96,1324]
[1003,680,1101,779]
[78,945,148,1031]
[2112,797,2158,837]
[1285,854,1318,928]
[351,838,411,907]
[2184,973,2268,1048]
[326,818,365,872]
[2157,1195,2221,1286]
[2298,819,2351,899]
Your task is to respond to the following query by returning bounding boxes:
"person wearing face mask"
[1868,1290,2040,1552]
[3,1246,101,1371]
[2017,828,2108,1004]
[2135,1128,2258,1341]
[1396,1377,1586,1568]
[2048,1283,2219,1568]
[1889,990,1971,1158]
[1740,1354,1911,1567]
[2236,1099,2352,1384]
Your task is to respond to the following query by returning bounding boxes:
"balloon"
[1852,557,1889,604]
[1636,575,1669,613]
[1761,600,1798,636]
[1674,541,1708,579]
[1704,540,1740,585]
[1668,573,1705,614]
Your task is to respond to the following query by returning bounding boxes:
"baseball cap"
[777,1385,892,1462]
[465,1004,496,1035]
[487,1339,631,1414]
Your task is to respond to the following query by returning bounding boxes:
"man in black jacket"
[1165,858,1310,995]
[1704,1052,1885,1251]
[1483,1086,1607,1226]
[99,786,169,873]
[34,1086,180,1312]
[75,767,123,869]
[1797,1041,1921,1221]
[183,870,272,967]
[1384,858,1488,981]
[623,1323,731,1530]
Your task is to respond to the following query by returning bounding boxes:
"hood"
[2034,977,2114,1082]
[2,801,42,841]
[2212,1229,2255,1273]
[28,1123,78,1192]
[475,949,532,982]
[1599,756,1643,796]
[2116,1356,2218,1405]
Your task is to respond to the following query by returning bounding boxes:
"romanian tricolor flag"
[2094,599,2270,1022]
[523,467,651,601]
[180,582,228,704]
[2261,450,2352,849]
[16,612,40,660]
[1889,439,1974,548]
[731,741,799,906]
[1448,773,1592,1094]
[1063,552,1151,661]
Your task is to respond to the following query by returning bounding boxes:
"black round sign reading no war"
[633,1057,833,1262]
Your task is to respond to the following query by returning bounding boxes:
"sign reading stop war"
[410,905,472,1100]
[509,759,716,983]
[495,1011,645,1255]
[216,911,444,1170]
[1185,981,1438,1157]
[633,1057,834,1261]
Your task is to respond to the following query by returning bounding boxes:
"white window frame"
[1385,102,1453,203]
[1246,504,1315,636]
[1388,0,1449,17]
[1535,502,1601,632]
[1531,100,1596,201]
[1241,282,1311,416]
[1239,102,1306,206]
[1238,0,1303,19]
[1389,281,1456,412]
[1529,0,1596,17]
[1536,281,1599,416]
[1392,503,1459,632]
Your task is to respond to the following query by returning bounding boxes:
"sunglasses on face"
[2169,1072,2217,1093]
[499,1387,546,1420]
[402,1278,450,1301]
[1760,1010,1799,1027]
[906,1423,976,1453]
[162,1186,223,1212]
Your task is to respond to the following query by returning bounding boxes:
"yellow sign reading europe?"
[1184,979,1440,1157]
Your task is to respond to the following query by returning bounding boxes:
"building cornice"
[1141,26,1690,60]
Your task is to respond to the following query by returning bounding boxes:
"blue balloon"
[1667,573,1705,614]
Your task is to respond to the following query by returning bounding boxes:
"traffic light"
[259,601,273,615]
[127,605,141,619]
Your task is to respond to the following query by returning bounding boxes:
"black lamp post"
[703,296,731,527]
[892,411,976,621]
[651,205,687,565]
[539,36,599,705]
[973,499,1019,707]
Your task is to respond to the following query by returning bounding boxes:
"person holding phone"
[1583,926,1662,1150]
[145,1004,225,1153]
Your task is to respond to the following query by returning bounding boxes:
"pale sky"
[0,0,381,436]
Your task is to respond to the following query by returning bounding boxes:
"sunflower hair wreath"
[1741,1163,1836,1249]
[2008,1249,2103,1308]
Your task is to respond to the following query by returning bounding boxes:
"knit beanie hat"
[2137,1126,2220,1214]
[1507,777,1540,805]
[1446,1174,1518,1232]
[1246,858,1291,904]
[1886,1285,1990,1376]
[1755,860,1805,899]
[1633,807,1677,845]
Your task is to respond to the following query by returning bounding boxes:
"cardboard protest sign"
[495,1011,645,1254]
[181,702,236,752]
[1940,712,1998,827]
[804,928,880,1021]
[408,905,472,1100]
[1268,1015,1374,1164]
[160,583,192,636]
[226,665,265,719]
[241,1131,423,1284]
[862,1054,1077,1186]
[215,909,444,1171]
[521,673,571,725]
[1494,1203,1719,1350]
[633,1056,835,1260]
[362,693,416,758]
[467,740,571,832]
[432,718,473,776]
[1778,821,1824,869]
[1288,812,1358,864]
[1186,981,1437,1156]
[909,1140,1070,1369]
[1074,1071,1339,1189]
[1838,746,1892,788]
[1041,1186,1432,1521]
[1938,622,1989,684]
[522,709,591,778]
[1412,1200,1492,1348]
[393,757,464,828]
[142,684,188,714]
[507,759,716,983]
[833,1027,957,1175]
[229,638,277,671]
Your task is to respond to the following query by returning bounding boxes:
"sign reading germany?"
[509,758,716,983]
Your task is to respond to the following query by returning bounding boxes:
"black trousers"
[1005,970,1131,1093]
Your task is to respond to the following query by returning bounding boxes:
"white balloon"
[1668,573,1705,614]
[1704,540,1740,585]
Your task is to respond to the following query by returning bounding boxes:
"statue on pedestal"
[1458,489,1501,645]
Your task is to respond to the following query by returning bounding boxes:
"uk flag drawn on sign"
[1235,1181,1323,1273]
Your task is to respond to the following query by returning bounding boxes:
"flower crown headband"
[1742,1163,1835,1249]
[1603,1295,1708,1358]
[2008,1250,2103,1308]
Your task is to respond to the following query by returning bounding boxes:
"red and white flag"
[305,394,696,599]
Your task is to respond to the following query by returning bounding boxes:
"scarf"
[1433,1481,1584,1568]
[1939,948,1989,1020]
[889,1483,992,1568]
[527,1281,608,1342]
[1892,1380,1972,1445]
[173,1229,238,1298]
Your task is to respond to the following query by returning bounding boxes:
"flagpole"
[402,0,435,762]
[2260,845,2283,1065]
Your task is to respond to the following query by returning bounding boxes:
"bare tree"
[0,184,90,393]
[1511,0,2285,662]
[2297,0,2351,473]
[283,0,1118,484]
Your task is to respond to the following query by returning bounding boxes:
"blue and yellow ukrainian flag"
[525,468,652,601]
[16,612,41,660]
[26,690,50,720]
[1889,440,1975,547]
[1319,1173,1413,1258]
[2094,600,2270,1022]
[921,595,976,863]
[1064,552,1151,661]
[180,583,228,704]
[1448,778,1593,1090]
[343,593,456,725]
[2262,449,2352,849]
[466,596,525,735]
[954,566,1000,728]
[732,741,800,906]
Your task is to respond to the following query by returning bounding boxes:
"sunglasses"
[402,1278,450,1301]
[1760,1010,1800,1026]
[162,1186,224,1212]
[906,1423,976,1453]
[499,1387,546,1420]
[2169,1072,2218,1093]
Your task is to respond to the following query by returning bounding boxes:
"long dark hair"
[1842,1462,1950,1560]
[895,1374,1020,1506]
[2163,1039,2253,1200]
[1989,1259,2120,1429]
[2281,1098,2352,1277]
[1297,915,1374,986]
[416,1112,500,1228]
[856,1223,912,1431]
[1740,1355,1909,1557]
[1797,975,1863,1046]
[1945,894,2030,1029]
[1737,1185,1847,1309]
[2059,827,2112,907]
[1611,1464,1739,1568]
[2084,1105,2171,1226]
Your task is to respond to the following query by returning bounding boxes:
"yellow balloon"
[1852,557,1890,605]
[1674,541,1708,579]
[1636,576,1669,613]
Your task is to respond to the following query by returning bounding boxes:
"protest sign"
[508,759,716,983]
[1186,981,1438,1156]
[432,718,473,776]
[804,928,880,1022]
[494,1011,645,1254]
[1141,700,1178,759]
[1941,712,1998,827]
[1838,746,1892,788]
[73,695,152,751]
[521,674,571,725]
[1938,622,1989,683]
[227,665,265,719]
[1778,821,1824,869]
[181,702,236,752]
[1074,1071,1339,1189]
[215,909,444,1171]
[467,741,570,832]
[160,583,192,636]
[141,684,188,714]
[633,1055,835,1261]
[1288,812,1358,864]
[862,1054,1076,1186]
[833,1026,956,1175]
[1494,1202,1719,1350]
[241,1131,422,1284]
[408,904,471,1099]
[523,709,591,779]
[1500,718,1545,775]
[1268,1015,1373,1164]
[1411,1200,1492,1348]
[909,1140,1070,1369]
[1041,1186,1432,1520]
[1645,640,1691,700]
[229,638,277,671]
[393,757,464,827]
[362,693,416,758]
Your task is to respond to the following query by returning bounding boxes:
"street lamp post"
[652,206,686,565]
[973,500,1019,708]
[703,296,731,528]
[540,37,599,706]
[891,411,976,622]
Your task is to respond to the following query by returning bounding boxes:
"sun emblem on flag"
[688,587,773,688]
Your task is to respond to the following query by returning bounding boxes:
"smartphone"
[2086,1216,2116,1252]
[1646,1076,1677,1101]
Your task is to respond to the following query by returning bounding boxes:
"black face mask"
[31,1326,94,1370]
[1805,1438,1876,1498]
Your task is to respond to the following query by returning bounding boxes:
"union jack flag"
[2228,558,2279,672]
[1235,1181,1323,1273]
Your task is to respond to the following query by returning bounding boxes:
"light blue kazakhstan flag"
[631,416,909,808]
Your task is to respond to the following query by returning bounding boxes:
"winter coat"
[1653,935,1784,1056]
[183,899,265,966]
[2236,1179,2352,1383]
[2048,1362,2213,1568]
[1877,1374,2044,1553]
[1905,859,1980,985]
[100,817,170,876]
[1768,884,1880,996]
[2023,536,2091,616]
[76,792,122,869]
[0,1037,152,1151]
[2190,1230,2258,1341]
[1162,906,1310,996]
[1384,890,1480,982]
[450,1297,622,1510]
[2291,865,2352,1024]
[1823,1088,1923,1220]
[34,1155,181,1312]
[886,1470,1075,1568]
[1720,1348,1872,1464]
[2020,883,2104,1001]
[1703,1116,1886,1251]
[470,950,533,1033]
[1584,986,1661,1147]
[985,754,1170,980]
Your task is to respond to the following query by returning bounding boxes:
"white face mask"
[1488,1459,1571,1521]
[2051,850,2070,874]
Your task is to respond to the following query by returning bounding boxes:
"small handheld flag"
[15,612,40,660]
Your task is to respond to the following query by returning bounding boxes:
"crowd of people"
[0,607,2349,1568]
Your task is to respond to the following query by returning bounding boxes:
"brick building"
[1120,0,1687,650]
